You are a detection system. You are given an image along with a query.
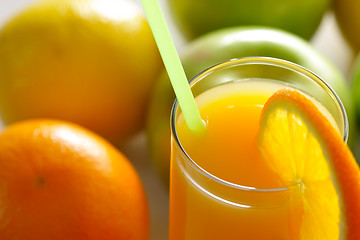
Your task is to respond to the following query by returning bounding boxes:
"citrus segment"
[258,88,360,240]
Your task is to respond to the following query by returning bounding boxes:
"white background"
[0,0,355,239]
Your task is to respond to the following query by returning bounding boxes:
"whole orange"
[0,120,149,240]
[0,0,162,144]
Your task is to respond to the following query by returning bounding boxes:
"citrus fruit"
[258,88,360,239]
[0,0,162,144]
[0,120,149,240]
[146,27,355,187]
[333,0,360,52]
[167,0,330,40]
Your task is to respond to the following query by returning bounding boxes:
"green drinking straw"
[140,0,205,132]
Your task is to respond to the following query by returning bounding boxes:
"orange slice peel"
[258,88,360,239]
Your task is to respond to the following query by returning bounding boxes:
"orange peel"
[258,88,360,239]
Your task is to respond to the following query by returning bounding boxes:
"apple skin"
[167,0,330,40]
[146,27,355,186]
[350,54,360,160]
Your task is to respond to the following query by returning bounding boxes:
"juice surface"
[170,79,304,239]
[176,79,287,189]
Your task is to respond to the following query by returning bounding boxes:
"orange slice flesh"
[258,88,360,240]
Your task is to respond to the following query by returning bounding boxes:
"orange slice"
[258,88,360,240]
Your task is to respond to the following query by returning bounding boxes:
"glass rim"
[170,56,349,192]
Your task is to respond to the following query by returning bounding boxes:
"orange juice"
[170,79,340,240]
[177,80,286,189]
[169,58,347,240]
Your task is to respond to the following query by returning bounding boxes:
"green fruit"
[168,0,330,40]
[334,0,360,52]
[147,27,355,186]
[350,54,360,160]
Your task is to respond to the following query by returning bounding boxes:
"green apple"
[147,27,355,186]
[350,54,360,159]
[334,0,360,52]
[352,55,360,117]
[168,0,330,40]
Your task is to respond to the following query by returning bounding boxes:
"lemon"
[0,0,162,144]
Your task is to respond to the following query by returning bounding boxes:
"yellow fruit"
[0,0,162,144]
[258,88,360,239]
[0,119,149,239]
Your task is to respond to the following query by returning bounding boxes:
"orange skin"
[0,120,149,240]
[263,89,360,239]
